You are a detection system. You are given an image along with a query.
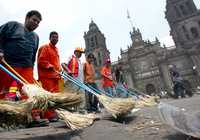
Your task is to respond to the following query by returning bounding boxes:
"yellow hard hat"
[75,47,85,53]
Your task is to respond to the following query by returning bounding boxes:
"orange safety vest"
[67,55,79,77]
[101,66,113,88]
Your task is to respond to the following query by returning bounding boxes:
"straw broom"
[0,100,32,128]
[96,94,135,118]
[133,94,159,108]
[23,84,95,130]
[60,72,136,118]
[22,84,82,110]
[56,109,99,130]
[118,85,159,108]
[116,85,158,108]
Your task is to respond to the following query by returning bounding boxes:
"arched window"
[190,27,199,38]
[90,37,94,47]
[95,36,98,45]
[180,5,188,15]
[182,25,190,40]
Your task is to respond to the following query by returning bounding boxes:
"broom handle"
[87,84,113,97]
[2,60,41,87]
[128,87,150,98]
[0,64,26,85]
[61,71,113,97]
[59,71,98,96]
[115,85,141,99]
[2,60,29,84]
[116,85,155,101]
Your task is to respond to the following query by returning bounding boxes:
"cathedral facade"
[84,0,200,95]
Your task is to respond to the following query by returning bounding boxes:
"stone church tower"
[165,0,200,49]
[165,0,200,83]
[84,20,110,77]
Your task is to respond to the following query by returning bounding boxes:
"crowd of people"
[0,10,127,127]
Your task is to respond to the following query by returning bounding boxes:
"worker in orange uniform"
[101,59,114,96]
[83,53,99,112]
[62,47,85,82]
[37,31,61,121]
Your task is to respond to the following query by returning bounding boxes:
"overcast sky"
[0,0,200,64]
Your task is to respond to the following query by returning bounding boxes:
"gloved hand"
[47,64,55,71]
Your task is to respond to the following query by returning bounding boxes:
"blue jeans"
[104,87,114,96]
[173,82,185,98]
[85,83,99,111]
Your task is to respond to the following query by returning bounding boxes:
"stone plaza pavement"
[1,95,200,140]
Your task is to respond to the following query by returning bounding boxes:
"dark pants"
[85,83,99,111]
[173,82,185,98]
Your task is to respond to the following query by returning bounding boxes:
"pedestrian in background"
[62,47,85,82]
[169,65,185,98]
[83,53,99,112]
[101,59,114,96]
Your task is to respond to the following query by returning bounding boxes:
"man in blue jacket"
[0,10,49,127]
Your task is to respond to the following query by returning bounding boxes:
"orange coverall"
[37,43,61,120]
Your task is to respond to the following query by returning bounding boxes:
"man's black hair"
[26,10,42,20]
[49,31,58,38]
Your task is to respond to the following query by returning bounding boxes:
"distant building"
[84,0,200,95]
[84,20,110,78]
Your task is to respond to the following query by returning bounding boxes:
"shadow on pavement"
[106,115,137,124]
[164,133,199,140]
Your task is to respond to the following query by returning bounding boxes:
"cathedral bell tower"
[130,27,143,47]
[165,0,200,49]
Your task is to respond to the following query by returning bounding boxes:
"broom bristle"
[135,96,157,108]
[97,94,135,118]
[0,100,32,128]
[56,109,98,130]
[22,84,82,110]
